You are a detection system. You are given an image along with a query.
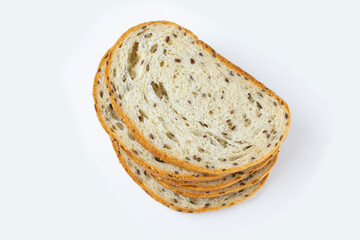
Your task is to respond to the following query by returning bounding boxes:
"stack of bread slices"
[93,21,290,213]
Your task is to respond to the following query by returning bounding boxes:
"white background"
[1,0,359,239]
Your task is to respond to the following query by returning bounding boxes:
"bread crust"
[153,155,277,198]
[111,138,269,213]
[160,152,277,192]
[93,49,227,182]
[105,20,291,175]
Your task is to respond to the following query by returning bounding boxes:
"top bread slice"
[106,21,291,174]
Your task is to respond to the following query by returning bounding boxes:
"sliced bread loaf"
[106,21,290,174]
[161,151,277,192]
[111,138,269,213]
[93,50,224,181]
[153,154,277,198]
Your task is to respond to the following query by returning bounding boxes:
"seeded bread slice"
[154,154,276,198]
[94,50,225,182]
[106,21,290,174]
[161,151,277,192]
[111,139,269,213]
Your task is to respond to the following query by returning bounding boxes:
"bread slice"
[93,50,224,182]
[161,151,277,192]
[106,21,291,174]
[154,154,277,198]
[111,138,269,213]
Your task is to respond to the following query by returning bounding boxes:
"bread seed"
[285,113,289,119]
[233,163,238,166]
[212,49,216,57]
[256,102,263,109]
[175,58,181,62]
[190,58,195,64]
[230,110,234,114]
[173,33,177,38]
[225,78,229,83]
[199,52,203,56]
[165,36,170,42]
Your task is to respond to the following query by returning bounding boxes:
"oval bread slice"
[106,21,290,174]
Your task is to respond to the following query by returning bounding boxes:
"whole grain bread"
[106,21,290,174]
[111,138,269,213]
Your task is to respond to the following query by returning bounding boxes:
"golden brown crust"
[111,138,269,213]
[105,20,291,175]
[160,152,277,191]
[93,49,225,182]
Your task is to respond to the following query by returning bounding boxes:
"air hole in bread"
[116,122,124,130]
[128,42,139,79]
[112,69,117,77]
[165,132,177,142]
[145,33,152,38]
[243,145,253,151]
[151,82,168,100]
[150,44,158,53]
[139,109,148,120]
[105,104,120,121]
[163,144,171,149]
[132,149,139,155]
[198,121,209,128]
[127,131,135,141]
[213,136,228,148]
[154,157,164,163]
[198,147,205,153]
